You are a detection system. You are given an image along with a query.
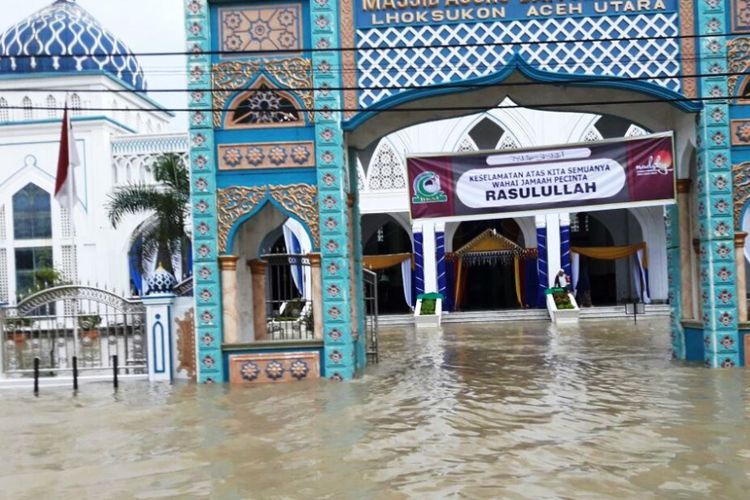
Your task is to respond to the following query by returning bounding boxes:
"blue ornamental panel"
[351,0,681,109]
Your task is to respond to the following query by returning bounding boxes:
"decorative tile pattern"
[732,0,750,32]
[229,352,320,384]
[212,60,313,127]
[175,308,196,381]
[217,184,319,252]
[312,0,356,380]
[694,4,740,368]
[355,14,681,108]
[218,142,315,170]
[185,0,223,383]
[338,0,358,118]
[679,0,697,98]
[731,120,750,145]
[218,4,302,54]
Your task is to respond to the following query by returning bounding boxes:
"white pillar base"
[143,294,175,382]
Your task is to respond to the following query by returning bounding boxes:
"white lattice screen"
[367,141,406,191]
[62,245,78,284]
[497,133,520,150]
[60,207,72,238]
[0,205,6,241]
[625,124,648,137]
[457,137,478,152]
[583,127,604,142]
[0,248,8,303]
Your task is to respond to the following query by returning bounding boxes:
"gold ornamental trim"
[734,162,750,228]
[217,184,319,253]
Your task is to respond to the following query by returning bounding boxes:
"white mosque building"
[0,0,187,303]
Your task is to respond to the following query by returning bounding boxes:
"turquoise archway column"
[184,0,223,383]
[310,0,356,380]
[348,150,367,370]
[666,202,685,360]
[695,3,740,367]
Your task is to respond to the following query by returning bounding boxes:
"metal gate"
[363,269,379,363]
[1,286,147,377]
[265,254,314,341]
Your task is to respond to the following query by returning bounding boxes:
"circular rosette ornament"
[265,360,285,381]
[289,359,309,380]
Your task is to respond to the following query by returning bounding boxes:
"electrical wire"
[0,68,744,95]
[0,52,722,76]
[0,93,740,115]
[0,28,736,59]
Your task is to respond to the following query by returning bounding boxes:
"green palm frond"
[107,154,191,279]
[152,153,190,198]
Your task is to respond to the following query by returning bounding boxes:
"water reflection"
[2,319,750,498]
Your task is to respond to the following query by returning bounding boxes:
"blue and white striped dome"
[0,0,146,91]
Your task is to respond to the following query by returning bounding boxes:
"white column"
[143,294,175,382]
[545,213,562,287]
[422,221,438,293]
[0,304,5,379]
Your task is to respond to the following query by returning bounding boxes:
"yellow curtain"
[363,253,413,271]
[514,256,523,307]
[454,259,463,310]
[571,242,648,268]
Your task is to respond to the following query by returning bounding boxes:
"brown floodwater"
[1,319,750,499]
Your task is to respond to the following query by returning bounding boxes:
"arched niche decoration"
[217,183,319,253]
[728,37,750,102]
[212,59,313,127]
[225,81,303,129]
[734,162,750,228]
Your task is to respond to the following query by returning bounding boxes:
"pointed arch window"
[742,79,750,99]
[70,94,82,116]
[13,183,52,240]
[227,85,301,128]
[46,95,57,118]
[22,96,33,120]
[0,98,8,122]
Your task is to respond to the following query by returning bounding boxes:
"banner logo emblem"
[412,171,448,204]
[635,150,673,176]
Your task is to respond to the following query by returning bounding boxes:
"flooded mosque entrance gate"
[185,0,746,383]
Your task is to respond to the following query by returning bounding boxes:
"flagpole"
[56,96,81,359]
[70,114,79,360]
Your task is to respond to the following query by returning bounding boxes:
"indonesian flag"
[54,104,80,212]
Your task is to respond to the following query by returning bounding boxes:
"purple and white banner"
[407,132,675,221]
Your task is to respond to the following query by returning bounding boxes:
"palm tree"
[106,153,190,277]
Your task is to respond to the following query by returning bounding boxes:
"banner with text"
[407,132,675,220]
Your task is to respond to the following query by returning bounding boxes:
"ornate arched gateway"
[185,0,748,382]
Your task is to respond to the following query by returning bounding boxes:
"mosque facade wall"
[184,0,750,381]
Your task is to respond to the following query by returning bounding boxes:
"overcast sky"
[3,0,188,130]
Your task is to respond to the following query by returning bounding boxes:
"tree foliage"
[106,154,190,276]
